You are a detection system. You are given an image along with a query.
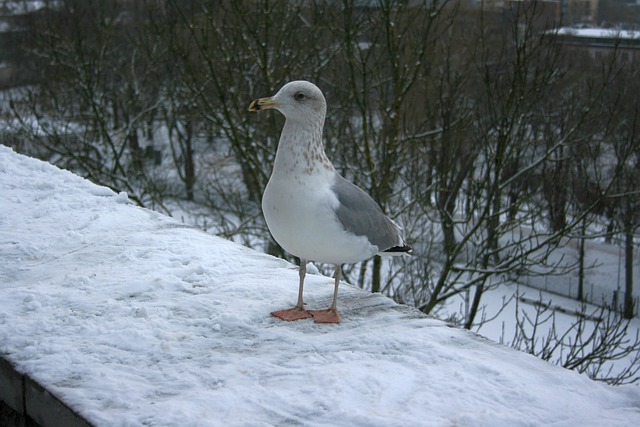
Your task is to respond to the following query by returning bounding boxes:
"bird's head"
[249,80,326,123]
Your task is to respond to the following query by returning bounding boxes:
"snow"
[555,27,640,40]
[1,1,60,15]
[1,145,639,426]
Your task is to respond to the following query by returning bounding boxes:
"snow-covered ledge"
[1,145,639,427]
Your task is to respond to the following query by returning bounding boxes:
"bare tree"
[9,0,164,205]
[505,293,640,385]
[393,2,580,329]
[609,108,640,320]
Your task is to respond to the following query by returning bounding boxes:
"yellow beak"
[248,96,279,112]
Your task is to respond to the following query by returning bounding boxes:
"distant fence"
[519,274,639,319]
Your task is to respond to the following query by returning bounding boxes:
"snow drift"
[0,145,639,427]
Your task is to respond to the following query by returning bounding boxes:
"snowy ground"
[1,145,640,426]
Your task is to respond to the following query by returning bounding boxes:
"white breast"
[262,171,378,265]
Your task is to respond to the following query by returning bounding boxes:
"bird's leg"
[295,259,307,308]
[330,265,341,311]
[271,259,313,321]
[309,264,341,324]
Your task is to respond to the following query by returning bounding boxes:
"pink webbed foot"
[271,307,313,321]
[309,308,341,324]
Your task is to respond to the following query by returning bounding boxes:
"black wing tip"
[382,244,412,255]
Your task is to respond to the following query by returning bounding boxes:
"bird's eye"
[294,92,305,101]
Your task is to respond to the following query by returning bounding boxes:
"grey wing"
[331,174,402,251]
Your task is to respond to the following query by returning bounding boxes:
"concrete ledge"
[0,358,24,415]
[0,357,93,427]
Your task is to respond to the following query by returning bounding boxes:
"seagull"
[249,81,411,324]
